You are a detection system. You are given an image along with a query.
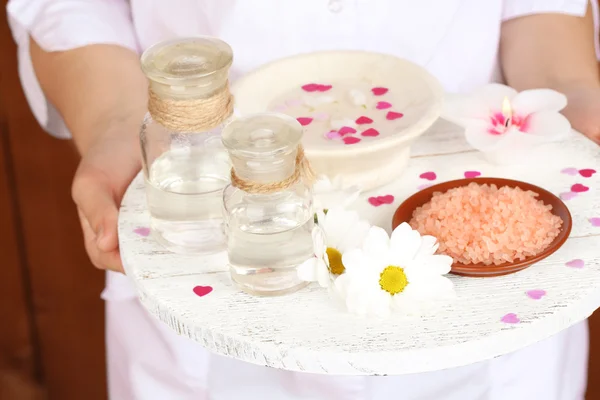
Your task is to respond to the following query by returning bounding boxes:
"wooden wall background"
[0,2,598,399]
[0,2,106,399]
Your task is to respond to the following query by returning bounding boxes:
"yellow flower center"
[379,266,408,295]
[326,247,345,275]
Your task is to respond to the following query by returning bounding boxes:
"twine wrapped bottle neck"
[147,83,234,132]
[230,145,316,194]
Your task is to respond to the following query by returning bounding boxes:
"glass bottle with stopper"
[140,37,233,254]
[222,113,316,296]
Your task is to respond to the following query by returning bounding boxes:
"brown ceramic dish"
[392,178,572,277]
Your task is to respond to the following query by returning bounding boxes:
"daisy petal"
[341,249,369,272]
[416,235,439,258]
[316,260,331,288]
[524,111,571,141]
[403,275,455,301]
[389,223,422,264]
[368,290,392,318]
[346,288,370,316]
[362,227,391,259]
[297,258,319,282]
[407,254,453,275]
[322,208,360,249]
[340,187,361,208]
[313,176,334,192]
[392,292,423,315]
[333,273,351,299]
[511,89,567,115]
[311,226,326,258]
[337,219,371,253]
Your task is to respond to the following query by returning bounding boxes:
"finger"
[72,170,120,253]
[79,209,124,273]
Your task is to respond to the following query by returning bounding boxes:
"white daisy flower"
[297,208,371,287]
[313,175,361,211]
[333,223,455,318]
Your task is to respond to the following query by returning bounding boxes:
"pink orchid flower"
[443,84,571,161]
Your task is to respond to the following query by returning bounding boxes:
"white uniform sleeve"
[502,0,588,20]
[503,0,600,65]
[6,0,140,139]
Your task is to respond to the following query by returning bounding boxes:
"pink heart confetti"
[356,116,373,125]
[419,171,437,181]
[566,259,585,268]
[579,169,597,178]
[317,84,332,92]
[368,195,395,206]
[193,285,213,297]
[343,136,361,145]
[590,218,600,227]
[464,171,481,178]
[560,192,578,201]
[561,167,579,176]
[133,227,150,237]
[301,83,320,92]
[297,117,313,126]
[526,289,546,300]
[361,128,380,137]
[376,101,392,110]
[325,131,341,140]
[371,87,389,96]
[313,112,329,121]
[571,183,589,193]
[386,111,404,120]
[501,313,520,324]
[338,126,357,136]
[417,184,432,191]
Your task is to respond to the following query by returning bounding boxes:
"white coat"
[7,1,598,398]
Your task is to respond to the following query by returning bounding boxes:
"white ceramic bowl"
[232,51,443,190]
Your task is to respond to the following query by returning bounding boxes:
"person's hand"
[560,86,600,145]
[71,122,141,273]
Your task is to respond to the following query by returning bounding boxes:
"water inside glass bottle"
[222,113,314,296]
[140,37,233,255]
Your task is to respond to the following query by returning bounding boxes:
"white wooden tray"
[118,119,600,375]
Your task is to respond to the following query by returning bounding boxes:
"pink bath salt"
[409,182,563,266]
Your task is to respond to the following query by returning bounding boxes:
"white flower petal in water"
[348,89,367,106]
[523,111,571,141]
[303,95,335,108]
[330,118,357,131]
[510,89,567,115]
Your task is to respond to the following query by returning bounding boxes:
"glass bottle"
[222,113,315,296]
[140,37,233,255]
